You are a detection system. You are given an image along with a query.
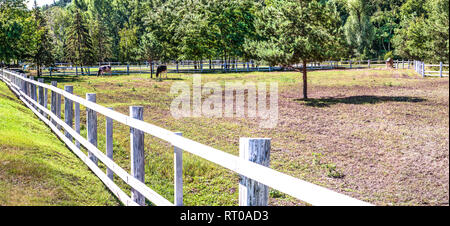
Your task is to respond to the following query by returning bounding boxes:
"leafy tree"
[424,0,449,63]
[392,0,448,63]
[139,32,162,78]
[118,23,139,63]
[0,0,34,64]
[246,0,342,99]
[45,6,70,62]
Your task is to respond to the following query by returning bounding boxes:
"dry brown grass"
[39,69,448,206]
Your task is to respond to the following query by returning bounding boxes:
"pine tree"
[246,0,342,100]
[90,16,112,63]
[65,3,95,75]
[31,0,54,77]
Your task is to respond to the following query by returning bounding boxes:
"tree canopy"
[0,0,448,66]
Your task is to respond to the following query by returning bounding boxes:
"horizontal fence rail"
[413,60,449,77]
[19,59,425,76]
[0,68,373,206]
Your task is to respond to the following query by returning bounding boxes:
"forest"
[0,0,449,69]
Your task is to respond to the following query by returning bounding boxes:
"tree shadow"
[294,95,426,107]
[155,77,184,81]
[38,75,85,83]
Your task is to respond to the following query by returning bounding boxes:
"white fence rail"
[413,60,449,77]
[30,59,413,76]
[0,68,373,206]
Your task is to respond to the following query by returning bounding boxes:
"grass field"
[4,68,449,206]
[0,82,121,206]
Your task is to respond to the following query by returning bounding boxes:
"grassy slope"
[33,69,449,206]
[0,82,120,206]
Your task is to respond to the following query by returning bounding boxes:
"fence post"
[349,60,352,69]
[416,60,419,72]
[76,66,78,76]
[21,75,26,94]
[29,76,36,107]
[49,67,52,77]
[176,61,179,73]
[151,63,154,76]
[130,106,145,205]
[421,61,425,77]
[439,62,443,78]
[86,93,98,165]
[51,81,57,125]
[127,63,130,75]
[106,107,114,180]
[239,138,271,206]
[75,102,80,149]
[368,60,370,68]
[171,132,183,206]
[38,78,44,115]
[402,59,404,69]
[56,83,61,129]
[408,60,410,69]
[43,83,48,118]
[64,86,73,140]
[27,76,32,97]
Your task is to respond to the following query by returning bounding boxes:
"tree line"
[1,0,448,97]
[1,0,448,65]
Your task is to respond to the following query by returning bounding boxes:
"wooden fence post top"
[130,106,144,117]
[64,85,73,92]
[86,93,96,101]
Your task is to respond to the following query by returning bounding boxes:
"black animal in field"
[97,65,112,76]
[156,65,168,78]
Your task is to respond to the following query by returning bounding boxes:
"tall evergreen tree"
[65,1,95,74]
[31,0,54,77]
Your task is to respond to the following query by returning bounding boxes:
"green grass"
[4,67,448,206]
[0,82,120,206]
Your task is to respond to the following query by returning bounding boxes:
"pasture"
[36,68,449,206]
[0,82,120,205]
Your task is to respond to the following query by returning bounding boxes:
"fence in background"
[0,68,372,206]
[413,61,449,77]
[27,59,418,76]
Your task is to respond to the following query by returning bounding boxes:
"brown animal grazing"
[156,65,168,78]
[97,65,112,76]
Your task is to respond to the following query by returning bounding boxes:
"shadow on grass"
[152,77,184,81]
[39,75,85,83]
[295,95,426,107]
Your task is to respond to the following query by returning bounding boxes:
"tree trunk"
[302,60,308,100]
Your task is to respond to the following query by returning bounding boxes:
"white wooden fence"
[413,60,449,77]
[0,68,373,206]
[35,59,412,76]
